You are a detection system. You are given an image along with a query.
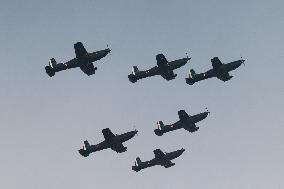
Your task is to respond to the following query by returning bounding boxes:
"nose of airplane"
[178,148,185,155]
[132,129,138,136]
[200,109,210,118]
[185,56,191,63]
[179,57,190,66]
[205,111,210,117]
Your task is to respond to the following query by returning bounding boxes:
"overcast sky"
[0,0,284,189]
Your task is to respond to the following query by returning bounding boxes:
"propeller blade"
[205,107,210,114]
[107,44,112,55]
[133,126,138,136]
[186,52,189,58]
[240,55,245,66]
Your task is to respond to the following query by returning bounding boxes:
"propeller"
[133,125,138,136]
[107,44,112,55]
[240,55,245,67]
[185,52,189,59]
[205,107,210,115]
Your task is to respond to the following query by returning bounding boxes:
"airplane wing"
[160,70,176,80]
[217,72,233,81]
[80,63,96,76]
[156,54,168,67]
[161,160,175,168]
[102,128,115,140]
[111,143,127,153]
[211,57,222,69]
[154,149,165,158]
[178,110,190,121]
[74,42,88,58]
[183,123,197,132]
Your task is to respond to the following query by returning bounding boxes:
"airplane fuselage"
[154,111,209,135]
[45,47,110,77]
[56,49,110,69]
[78,130,137,157]
[186,59,244,85]
[128,55,190,83]
[132,148,185,172]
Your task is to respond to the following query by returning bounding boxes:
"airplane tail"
[189,69,196,79]
[132,158,142,172]
[45,58,58,77]
[154,121,165,136]
[136,157,142,165]
[185,69,197,85]
[84,140,90,149]
[78,140,91,157]
[157,121,165,130]
[132,66,139,75]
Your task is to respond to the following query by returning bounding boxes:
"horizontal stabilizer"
[45,66,55,77]
[78,149,89,157]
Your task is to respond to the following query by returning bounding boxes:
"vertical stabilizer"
[132,66,139,75]
[136,157,142,165]
[49,58,57,68]
[157,121,165,130]
[84,140,90,149]
[189,69,196,79]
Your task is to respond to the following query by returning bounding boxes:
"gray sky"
[0,0,284,188]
